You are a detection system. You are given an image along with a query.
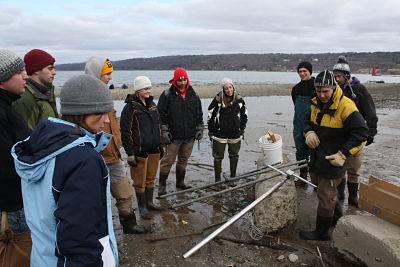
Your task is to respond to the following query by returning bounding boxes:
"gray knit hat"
[60,74,113,115]
[0,50,25,82]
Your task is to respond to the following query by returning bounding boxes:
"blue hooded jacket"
[12,117,118,267]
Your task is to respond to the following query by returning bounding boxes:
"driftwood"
[215,236,296,251]
[187,162,214,171]
[145,221,227,243]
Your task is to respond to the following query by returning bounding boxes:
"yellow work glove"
[325,151,346,167]
[304,131,320,149]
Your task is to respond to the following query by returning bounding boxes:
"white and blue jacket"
[12,118,118,267]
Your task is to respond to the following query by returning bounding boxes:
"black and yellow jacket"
[304,86,368,178]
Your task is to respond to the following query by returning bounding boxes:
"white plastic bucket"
[258,134,283,165]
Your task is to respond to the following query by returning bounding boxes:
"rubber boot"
[332,202,343,227]
[295,167,308,188]
[176,169,192,190]
[228,157,238,187]
[337,179,346,201]
[300,216,332,241]
[119,213,149,234]
[214,159,222,182]
[347,182,359,207]
[157,174,168,197]
[145,187,163,211]
[136,192,151,220]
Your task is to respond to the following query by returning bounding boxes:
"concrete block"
[254,172,297,233]
[333,214,400,267]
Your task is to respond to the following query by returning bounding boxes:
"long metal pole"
[183,177,289,258]
[171,164,307,209]
[267,165,316,188]
[158,159,307,199]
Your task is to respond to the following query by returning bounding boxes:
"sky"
[1,0,399,64]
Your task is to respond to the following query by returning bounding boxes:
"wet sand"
[114,90,400,266]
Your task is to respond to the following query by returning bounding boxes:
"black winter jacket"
[0,89,30,211]
[120,95,161,156]
[341,77,378,138]
[291,77,315,104]
[157,85,203,140]
[207,91,247,139]
[304,86,368,179]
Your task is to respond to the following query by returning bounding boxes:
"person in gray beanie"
[0,50,30,236]
[84,56,149,234]
[12,74,118,266]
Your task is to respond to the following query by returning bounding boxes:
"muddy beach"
[111,84,400,266]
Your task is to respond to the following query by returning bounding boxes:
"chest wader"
[293,95,312,187]
[212,139,241,182]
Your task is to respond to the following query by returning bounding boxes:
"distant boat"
[370,67,381,76]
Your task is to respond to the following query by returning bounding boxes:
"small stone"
[277,255,285,262]
[288,253,298,263]
[375,257,382,262]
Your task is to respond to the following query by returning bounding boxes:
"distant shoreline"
[108,82,400,101]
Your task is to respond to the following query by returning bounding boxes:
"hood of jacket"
[84,56,108,79]
[12,117,111,184]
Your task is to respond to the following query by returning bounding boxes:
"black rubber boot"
[157,174,168,197]
[295,167,308,188]
[229,157,238,178]
[176,169,192,190]
[136,192,151,220]
[300,216,332,241]
[332,202,343,227]
[347,182,359,207]
[337,179,346,201]
[228,157,238,187]
[214,159,222,182]
[145,187,163,211]
[119,213,149,234]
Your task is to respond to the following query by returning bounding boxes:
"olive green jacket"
[13,80,58,130]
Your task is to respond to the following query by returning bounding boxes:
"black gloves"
[195,125,204,141]
[127,155,137,167]
[158,145,165,159]
[208,131,213,141]
[366,136,374,146]
[161,125,172,145]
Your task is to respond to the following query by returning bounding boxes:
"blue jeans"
[1,209,30,233]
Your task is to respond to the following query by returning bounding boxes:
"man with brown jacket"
[85,56,147,234]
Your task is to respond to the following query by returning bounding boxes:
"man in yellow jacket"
[85,57,148,234]
[300,70,368,241]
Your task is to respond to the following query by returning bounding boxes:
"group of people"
[291,57,377,241]
[1,47,377,264]
[0,49,248,266]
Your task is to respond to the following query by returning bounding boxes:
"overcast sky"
[1,0,399,64]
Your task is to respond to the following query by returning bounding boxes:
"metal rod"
[171,164,307,209]
[158,159,307,199]
[183,177,289,258]
[267,164,317,188]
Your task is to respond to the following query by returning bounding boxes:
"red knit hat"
[24,49,55,75]
[169,67,189,84]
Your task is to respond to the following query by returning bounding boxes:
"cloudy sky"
[1,0,399,63]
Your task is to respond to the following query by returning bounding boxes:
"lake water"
[54,70,400,87]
